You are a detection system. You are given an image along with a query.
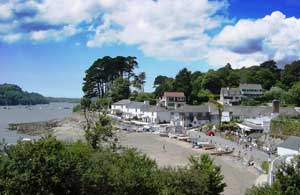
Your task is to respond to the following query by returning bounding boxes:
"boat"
[177,136,189,141]
[159,132,169,137]
[210,150,233,156]
[168,133,177,139]
[203,145,216,150]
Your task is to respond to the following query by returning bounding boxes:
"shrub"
[0,138,226,195]
[261,161,269,173]
[270,115,300,138]
[72,104,81,113]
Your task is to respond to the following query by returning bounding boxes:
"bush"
[270,115,300,138]
[0,138,226,195]
[72,104,81,113]
[261,161,269,173]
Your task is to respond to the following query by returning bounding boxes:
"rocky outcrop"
[8,119,60,136]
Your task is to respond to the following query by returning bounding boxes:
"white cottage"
[141,106,170,124]
[277,136,300,156]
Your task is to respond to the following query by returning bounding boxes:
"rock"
[8,119,60,136]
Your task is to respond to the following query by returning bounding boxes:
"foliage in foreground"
[247,157,300,195]
[0,138,225,195]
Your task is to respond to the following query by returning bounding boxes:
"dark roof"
[224,105,299,118]
[172,105,209,113]
[113,99,131,105]
[220,87,240,96]
[163,92,185,97]
[141,106,168,112]
[278,136,300,151]
[127,101,146,109]
[239,83,262,90]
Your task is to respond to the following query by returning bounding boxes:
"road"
[118,132,260,195]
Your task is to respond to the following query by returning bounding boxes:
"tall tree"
[174,68,192,103]
[281,60,300,88]
[153,76,174,97]
[109,78,131,102]
[288,82,300,106]
[83,56,138,99]
[132,72,146,92]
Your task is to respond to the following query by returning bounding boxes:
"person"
[163,144,166,152]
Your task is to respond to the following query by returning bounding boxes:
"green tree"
[83,56,138,98]
[109,77,131,102]
[132,92,156,105]
[281,60,300,88]
[159,154,226,195]
[132,72,146,92]
[288,82,300,106]
[202,70,223,94]
[173,68,192,103]
[255,68,276,90]
[80,97,91,129]
[85,115,115,149]
[0,83,49,105]
[153,76,174,98]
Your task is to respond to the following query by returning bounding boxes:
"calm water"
[0,103,75,144]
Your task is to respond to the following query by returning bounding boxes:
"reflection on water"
[0,103,75,144]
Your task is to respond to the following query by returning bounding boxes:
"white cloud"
[0,1,300,69]
[87,0,228,60]
[2,33,22,43]
[30,25,78,41]
[211,11,300,68]
[35,0,102,25]
[0,3,12,20]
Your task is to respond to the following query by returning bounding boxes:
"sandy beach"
[118,132,260,195]
[16,114,261,195]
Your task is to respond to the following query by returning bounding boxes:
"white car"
[136,127,144,132]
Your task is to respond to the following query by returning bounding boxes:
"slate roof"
[163,92,185,97]
[277,136,300,151]
[127,101,146,109]
[239,83,262,90]
[141,106,168,112]
[172,105,209,113]
[220,87,241,96]
[224,105,299,118]
[113,99,131,105]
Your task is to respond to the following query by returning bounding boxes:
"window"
[168,97,174,101]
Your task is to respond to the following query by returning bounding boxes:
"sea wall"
[8,120,59,136]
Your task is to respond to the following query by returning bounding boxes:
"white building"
[141,106,170,124]
[220,87,241,105]
[111,99,131,114]
[239,83,263,98]
[170,105,210,127]
[123,101,150,119]
[277,136,300,156]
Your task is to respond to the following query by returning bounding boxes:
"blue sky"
[1,0,300,98]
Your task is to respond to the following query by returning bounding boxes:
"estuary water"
[0,103,75,144]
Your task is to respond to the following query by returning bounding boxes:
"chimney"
[272,100,280,113]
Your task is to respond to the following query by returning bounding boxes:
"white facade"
[142,111,170,123]
[111,105,127,113]
[277,147,300,156]
[170,112,209,127]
